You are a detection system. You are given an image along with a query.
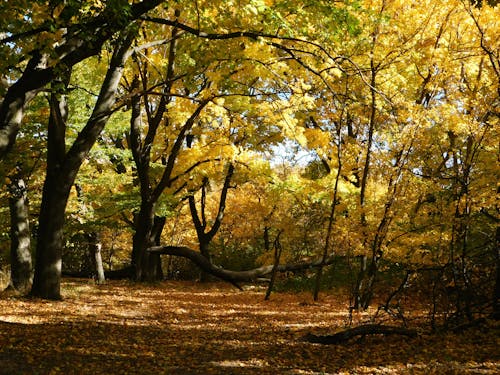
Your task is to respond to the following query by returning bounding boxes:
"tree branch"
[302,324,418,345]
[148,245,337,286]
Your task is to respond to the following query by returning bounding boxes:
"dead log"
[302,324,418,345]
[148,245,336,287]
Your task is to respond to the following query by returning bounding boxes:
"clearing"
[0,279,498,374]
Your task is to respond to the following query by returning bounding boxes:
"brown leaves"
[0,279,498,374]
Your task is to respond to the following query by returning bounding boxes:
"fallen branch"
[302,324,418,345]
[148,245,336,287]
[450,317,489,333]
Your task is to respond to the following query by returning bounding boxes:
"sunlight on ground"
[211,358,268,368]
[0,279,499,374]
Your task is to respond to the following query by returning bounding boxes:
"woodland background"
[0,0,499,352]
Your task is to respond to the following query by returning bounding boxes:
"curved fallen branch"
[302,324,418,345]
[148,245,336,288]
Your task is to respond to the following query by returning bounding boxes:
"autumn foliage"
[0,2,499,372]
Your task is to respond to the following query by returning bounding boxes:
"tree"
[125,0,334,281]
[6,165,32,293]
[188,163,234,281]
[31,30,136,299]
[0,0,163,159]
[1,96,46,293]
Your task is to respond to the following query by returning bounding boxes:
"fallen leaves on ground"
[0,279,498,374]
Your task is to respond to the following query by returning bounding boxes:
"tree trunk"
[88,232,105,284]
[198,240,212,282]
[132,203,166,282]
[352,255,367,309]
[264,230,283,300]
[30,71,72,300]
[150,216,166,281]
[31,32,134,300]
[313,136,341,301]
[31,177,72,299]
[188,163,235,282]
[132,201,156,282]
[492,199,500,320]
[6,172,32,293]
[352,48,378,310]
[358,257,380,309]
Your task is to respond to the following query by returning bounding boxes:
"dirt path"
[0,279,498,374]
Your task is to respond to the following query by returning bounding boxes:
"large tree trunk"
[6,173,32,293]
[198,239,212,282]
[31,178,72,299]
[132,202,155,281]
[151,216,166,280]
[30,32,134,300]
[128,22,179,283]
[132,207,166,282]
[31,71,72,300]
[128,74,164,283]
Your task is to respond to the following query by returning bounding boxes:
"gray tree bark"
[88,232,106,284]
[6,170,32,293]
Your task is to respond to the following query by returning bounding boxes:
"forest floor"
[0,278,498,374]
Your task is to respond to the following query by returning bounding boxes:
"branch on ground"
[302,324,418,345]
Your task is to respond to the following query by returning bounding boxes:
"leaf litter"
[0,279,498,374]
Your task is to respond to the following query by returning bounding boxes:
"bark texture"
[7,173,32,293]
[31,32,134,300]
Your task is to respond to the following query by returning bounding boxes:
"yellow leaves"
[302,128,329,150]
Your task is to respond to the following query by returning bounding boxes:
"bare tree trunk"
[265,230,283,300]
[31,71,72,300]
[88,232,105,284]
[31,32,134,300]
[6,170,32,293]
[494,222,500,320]
[188,163,235,282]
